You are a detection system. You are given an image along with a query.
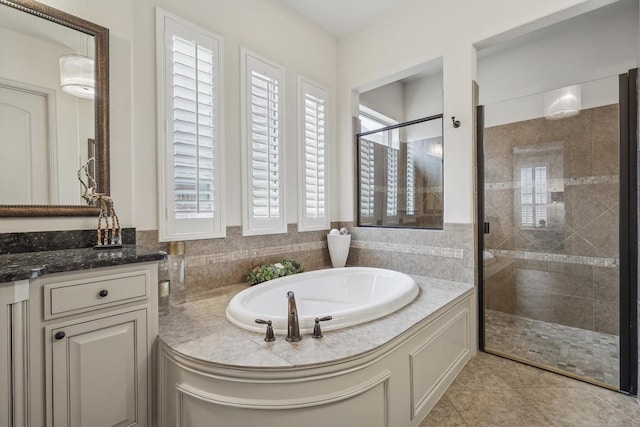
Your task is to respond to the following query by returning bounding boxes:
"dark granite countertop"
[0,245,166,283]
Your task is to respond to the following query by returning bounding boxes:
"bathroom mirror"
[0,0,109,217]
[357,115,444,228]
[356,59,444,229]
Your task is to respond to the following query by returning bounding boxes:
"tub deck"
[159,274,474,368]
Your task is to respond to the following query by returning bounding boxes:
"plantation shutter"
[242,51,286,235]
[298,78,329,231]
[386,147,398,217]
[359,138,375,218]
[406,141,415,216]
[157,10,225,241]
[172,35,215,218]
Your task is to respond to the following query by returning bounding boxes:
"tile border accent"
[186,241,327,267]
[351,240,464,259]
[488,248,618,268]
[485,175,619,191]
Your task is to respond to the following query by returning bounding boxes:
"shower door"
[478,71,637,392]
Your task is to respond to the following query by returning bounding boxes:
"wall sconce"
[544,85,581,120]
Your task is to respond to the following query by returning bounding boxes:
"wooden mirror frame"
[0,0,109,217]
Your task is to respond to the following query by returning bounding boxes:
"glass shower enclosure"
[478,72,637,392]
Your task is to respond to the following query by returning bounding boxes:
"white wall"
[359,81,404,122]
[0,0,336,233]
[336,0,615,224]
[478,0,638,106]
[478,0,638,127]
[403,72,443,122]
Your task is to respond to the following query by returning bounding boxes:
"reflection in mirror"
[0,0,108,216]
[357,115,443,229]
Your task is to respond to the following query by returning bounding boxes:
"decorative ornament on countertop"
[78,157,122,248]
[246,260,304,286]
[327,227,351,268]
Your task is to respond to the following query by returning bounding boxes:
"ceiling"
[280,0,406,39]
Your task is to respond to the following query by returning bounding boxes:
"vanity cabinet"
[28,262,159,427]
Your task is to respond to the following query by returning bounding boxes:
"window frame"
[155,7,225,242]
[297,76,329,232]
[517,162,550,229]
[240,48,287,236]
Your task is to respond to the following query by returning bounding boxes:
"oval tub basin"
[226,267,419,334]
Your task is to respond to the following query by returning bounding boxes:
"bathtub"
[226,267,419,334]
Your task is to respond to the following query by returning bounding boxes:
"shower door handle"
[483,222,490,234]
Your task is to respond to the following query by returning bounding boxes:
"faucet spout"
[286,291,301,342]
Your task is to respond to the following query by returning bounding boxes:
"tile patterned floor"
[484,309,619,387]
[419,352,640,427]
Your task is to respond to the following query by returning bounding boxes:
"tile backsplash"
[348,223,475,284]
[137,221,474,302]
[137,224,334,302]
[0,228,136,254]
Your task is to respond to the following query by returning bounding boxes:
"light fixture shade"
[544,85,581,120]
[59,55,95,99]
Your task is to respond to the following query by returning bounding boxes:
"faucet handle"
[255,319,276,342]
[312,316,333,339]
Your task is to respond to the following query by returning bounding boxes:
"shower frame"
[475,69,638,395]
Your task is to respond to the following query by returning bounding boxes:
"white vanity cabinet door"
[49,309,147,427]
[0,288,11,427]
[1,281,29,427]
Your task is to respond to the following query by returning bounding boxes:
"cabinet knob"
[98,289,109,298]
[54,331,66,340]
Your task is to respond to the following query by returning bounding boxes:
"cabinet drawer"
[44,271,149,319]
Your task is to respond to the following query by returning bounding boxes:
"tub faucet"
[286,291,301,342]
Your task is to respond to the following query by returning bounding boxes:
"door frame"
[619,68,638,395]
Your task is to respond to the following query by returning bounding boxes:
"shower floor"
[484,309,619,388]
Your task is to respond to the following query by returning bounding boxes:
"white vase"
[327,234,351,268]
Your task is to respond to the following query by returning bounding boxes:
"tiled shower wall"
[483,104,619,335]
[347,223,475,284]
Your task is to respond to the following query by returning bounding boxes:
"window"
[241,49,286,236]
[520,165,548,227]
[156,9,224,241]
[298,77,329,231]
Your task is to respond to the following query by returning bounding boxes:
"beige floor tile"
[519,387,639,427]
[418,395,467,427]
[421,352,640,427]
[447,388,558,427]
